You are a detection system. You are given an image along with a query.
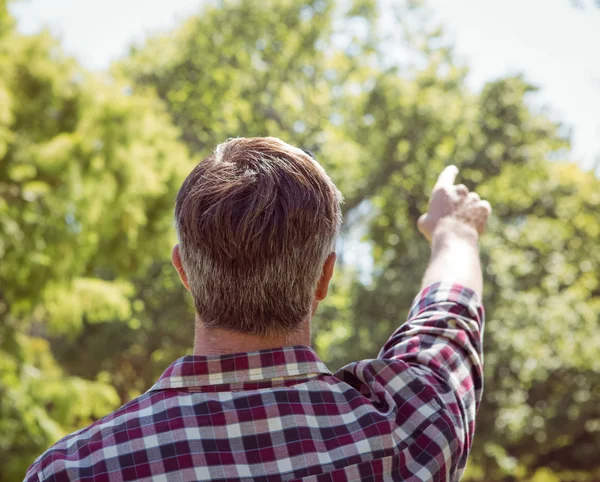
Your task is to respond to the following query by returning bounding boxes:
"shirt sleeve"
[23,462,42,482]
[378,281,484,478]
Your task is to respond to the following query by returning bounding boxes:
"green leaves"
[0,13,192,478]
[44,278,134,334]
[1,1,599,480]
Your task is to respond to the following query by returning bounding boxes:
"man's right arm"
[379,166,490,478]
[334,166,489,479]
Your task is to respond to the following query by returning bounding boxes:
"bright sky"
[10,0,600,169]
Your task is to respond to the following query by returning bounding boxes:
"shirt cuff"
[407,282,483,325]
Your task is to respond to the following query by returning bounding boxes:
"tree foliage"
[1,1,599,481]
[0,5,192,479]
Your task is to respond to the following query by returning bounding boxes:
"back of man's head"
[175,137,343,335]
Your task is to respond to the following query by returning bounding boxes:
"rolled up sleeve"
[23,463,42,482]
[378,282,484,475]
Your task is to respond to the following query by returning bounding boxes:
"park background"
[1,0,599,480]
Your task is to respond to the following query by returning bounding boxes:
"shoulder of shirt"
[336,358,461,449]
[28,390,157,475]
[335,357,447,408]
[335,357,460,419]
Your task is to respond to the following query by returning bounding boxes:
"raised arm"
[376,166,491,479]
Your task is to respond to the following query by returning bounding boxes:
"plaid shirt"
[25,282,484,482]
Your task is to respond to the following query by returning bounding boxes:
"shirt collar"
[148,345,331,391]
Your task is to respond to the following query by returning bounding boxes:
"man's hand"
[418,166,491,299]
[417,166,491,242]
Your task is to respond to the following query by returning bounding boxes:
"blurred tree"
[0,3,192,478]
[2,0,599,481]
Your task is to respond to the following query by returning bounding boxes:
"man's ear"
[315,253,336,301]
[172,244,191,292]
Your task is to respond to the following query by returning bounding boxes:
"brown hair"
[175,137,342,335]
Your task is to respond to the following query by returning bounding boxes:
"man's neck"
[193,319,311,356]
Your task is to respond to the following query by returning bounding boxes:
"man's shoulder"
[25,391,157,481]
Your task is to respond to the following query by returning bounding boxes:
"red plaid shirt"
[25,282,484,482]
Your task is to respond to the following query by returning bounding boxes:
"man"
[26,137,490,481]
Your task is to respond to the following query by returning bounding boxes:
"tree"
[0,4,192,477]
[2,0,599,480]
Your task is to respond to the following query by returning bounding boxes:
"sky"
[10,0,600,169]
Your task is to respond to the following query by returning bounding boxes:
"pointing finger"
[434,165,459,191]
